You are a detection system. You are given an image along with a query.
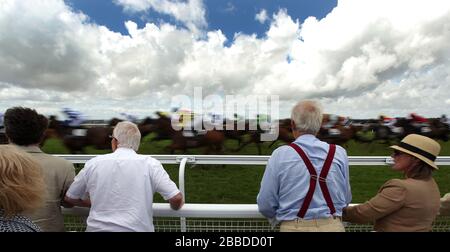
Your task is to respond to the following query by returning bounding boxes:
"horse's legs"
[235,139,252,152]
[268,140,278,148]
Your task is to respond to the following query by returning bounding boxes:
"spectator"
[4,107,76,232]
[65,121,183,232]
[343,134,441,231]
[257,100,351,232]
[0,145,45,232]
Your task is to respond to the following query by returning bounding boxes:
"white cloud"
[114,0,207,34]
[1,0,450,119]
[255,9,268,24]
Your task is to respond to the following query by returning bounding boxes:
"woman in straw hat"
[343,134,441,232]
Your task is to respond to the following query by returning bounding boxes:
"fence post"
[179,157,188,232]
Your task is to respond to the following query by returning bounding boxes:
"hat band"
[399,142,436,161]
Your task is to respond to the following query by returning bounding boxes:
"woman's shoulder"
[0,212,41,232]
[379,178,408,191]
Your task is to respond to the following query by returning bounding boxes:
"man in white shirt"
[64,121,183,232]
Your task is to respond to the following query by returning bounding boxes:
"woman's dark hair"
[4,107,48,145]
[406,159,434,180]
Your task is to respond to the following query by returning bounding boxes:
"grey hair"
[113,121,141,151]
[291,100,323,135]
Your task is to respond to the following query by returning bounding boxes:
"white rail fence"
[59,155,450,232]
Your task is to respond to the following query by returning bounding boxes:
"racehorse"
[44,117,112,154]
[427,118,449,141]
[0,131,7,144]
[358,116,449,146]
[362,121,402,144]
[148,115,226,154]
[317,124,363,147]
[222,119,251,146]
[394,117,449,142]
[266,119,295,148]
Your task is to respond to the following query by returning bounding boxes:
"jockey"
[441,114,450,127]
[120,113,138,123]
[324,114,339,129]
[191,112,206,135]
[408,113,428,128]
[171,108,205,137]
[210,113,223,125]
[204,112,224,130]
[380,115,396,126]
[408,113,428,123]
[379,115,402,134]
[323,114,340,136]
[408,113,430,134]
[62,108,85,127]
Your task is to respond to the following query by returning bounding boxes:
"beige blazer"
[440,193,450,216]
[343,178,440,232]
[17,145,76,232]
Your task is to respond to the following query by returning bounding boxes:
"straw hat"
[390,134,441,169]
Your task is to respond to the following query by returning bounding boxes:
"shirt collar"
[12,144,43,153]
[114,147,137,154]
[293,134,317,143]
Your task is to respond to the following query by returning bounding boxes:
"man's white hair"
[291,100,323,135]
[113,121,141,151]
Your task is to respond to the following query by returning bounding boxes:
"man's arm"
[64,165,90,207]
[60,162,77,208]
[343,179,405,224]
[440,193,450,216]
[256,152,280,219]
[339,147,352,205]
[64,196,91,207]
[169,192,184,210]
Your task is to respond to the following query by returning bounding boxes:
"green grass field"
[41,134,450,204]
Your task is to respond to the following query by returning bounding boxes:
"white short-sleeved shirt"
[66,148,180,232]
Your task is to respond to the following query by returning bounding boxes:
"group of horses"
[360,117,449,143]
[0,114,449,154]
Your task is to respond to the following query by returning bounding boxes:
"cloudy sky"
[1,0,450,120]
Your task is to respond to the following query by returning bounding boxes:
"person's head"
[4,107,49,146]
[111,121,141,151]
[0,145,45,217]
[390,134,440,179]
[291,100,323,136]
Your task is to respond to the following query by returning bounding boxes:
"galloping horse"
[149,115,225,154]
[44,117,112,154]
[427,118,449,141]
[0,131,7,144]
[317,124,363,146]
[394,117,449,142]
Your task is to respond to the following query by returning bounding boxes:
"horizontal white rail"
[56,154,450,166]
[62,203,362,219]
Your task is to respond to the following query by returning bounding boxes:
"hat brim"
[390,145,438,170]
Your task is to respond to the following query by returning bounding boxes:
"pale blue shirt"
[257,134,351,223]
